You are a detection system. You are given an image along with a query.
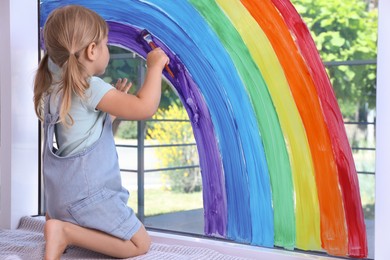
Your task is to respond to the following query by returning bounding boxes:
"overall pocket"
[67,187,130,234]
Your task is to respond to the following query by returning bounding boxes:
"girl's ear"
[86,42,97,61]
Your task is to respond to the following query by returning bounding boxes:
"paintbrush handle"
[148,41,158,49]
[148,42,174,78]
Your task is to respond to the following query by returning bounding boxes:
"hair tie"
[67,52,79,61]
[69,51,80,59]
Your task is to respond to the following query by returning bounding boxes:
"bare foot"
[44,219,69,260]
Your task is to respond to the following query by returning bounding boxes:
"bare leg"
[44,220,68,260]
[44,219,151,260]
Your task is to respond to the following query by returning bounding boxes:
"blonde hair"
[34,5,108,125]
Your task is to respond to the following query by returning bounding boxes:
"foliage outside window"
[146,103,201,193]
[292,0,378,120]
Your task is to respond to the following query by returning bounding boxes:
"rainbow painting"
[40,0,368,258]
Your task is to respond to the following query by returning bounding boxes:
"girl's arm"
[97,48,168,120]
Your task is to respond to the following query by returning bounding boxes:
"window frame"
[1,0,389,259]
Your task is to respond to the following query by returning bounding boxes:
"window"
[37,0,378,258]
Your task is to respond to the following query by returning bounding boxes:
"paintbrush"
[140,29,174,78]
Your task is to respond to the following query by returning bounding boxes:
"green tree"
[292,0,377,120]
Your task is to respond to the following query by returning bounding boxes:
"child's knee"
[137,230,151,254]
[140,234,151,254]
[131,225,151,255]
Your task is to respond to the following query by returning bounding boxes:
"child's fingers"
[123,82,132,93]
[147,48,169,70]
[116,78,126,87]
[115,78,132,93]
[114,78,121,89]
[115,78,127,89]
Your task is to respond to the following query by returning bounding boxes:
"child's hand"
[146,47,169,71]
[114,78,132,93]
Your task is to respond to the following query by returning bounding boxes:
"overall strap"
[43,91,62,125]
[43,92,61,149]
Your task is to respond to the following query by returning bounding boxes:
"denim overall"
[42,93,141,240]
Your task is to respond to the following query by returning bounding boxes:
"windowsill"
[149,230,337,260]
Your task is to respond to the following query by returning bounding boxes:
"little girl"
[33,5,169,260]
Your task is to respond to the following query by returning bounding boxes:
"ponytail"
[33,54,52,121]
[59,52,89,126]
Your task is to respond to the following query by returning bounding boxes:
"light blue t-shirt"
[48,59,113,156]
